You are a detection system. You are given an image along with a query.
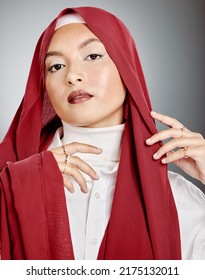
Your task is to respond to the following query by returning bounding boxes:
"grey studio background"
[0,0,204,191]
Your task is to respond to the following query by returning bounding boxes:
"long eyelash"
[87,54,103,60]
[48,64,64,72]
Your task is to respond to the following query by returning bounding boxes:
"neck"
[61,121,125,163]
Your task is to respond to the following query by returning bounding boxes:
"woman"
[0,7,205,260]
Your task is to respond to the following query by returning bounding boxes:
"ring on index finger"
[62,144,67,155]
[62,144,71,164]
[62,145,71,174]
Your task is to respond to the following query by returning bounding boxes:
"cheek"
[45,76,54,96]
[44,84,61,112]
[99,65,126,102]
[45,77,63,103]
[92,64,123,96]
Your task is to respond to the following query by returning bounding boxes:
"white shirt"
[48,123,205,260]
[168,171,205,259]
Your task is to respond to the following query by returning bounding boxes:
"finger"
[51,151,68,163]
[52,152,100,181]
[161,150,186,164]
[150,111,185,130]
[68,165,88,193]
[63,142,103,155]
[62,174,75,193]
[50,143,103,157]
[70,167,88,193]
[153,137,205,160]
[60,163,88,193]
[61,163,88,193]
[50,145,66,155]
[146,128,192,145]
[161,146,205,164]
[71,156,99,180]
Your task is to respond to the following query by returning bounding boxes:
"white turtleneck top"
[49,122,125,259]
[48,122,205,260]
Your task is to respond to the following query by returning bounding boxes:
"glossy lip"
[67,90,94,104]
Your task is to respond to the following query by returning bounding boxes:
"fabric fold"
[1,152,74,259]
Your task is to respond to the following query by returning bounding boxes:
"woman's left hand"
[146,111,205,185]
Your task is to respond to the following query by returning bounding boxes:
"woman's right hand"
[50,142,102,193]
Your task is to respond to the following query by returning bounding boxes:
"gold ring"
[62,145,70,174]
[65,153,70,164]
[63,159,70,174]
[62,145,67,155]
[63,163,67,174]
[180,125,186,138]
[183,146,188,158]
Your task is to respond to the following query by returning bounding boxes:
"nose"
[66,64,85,86]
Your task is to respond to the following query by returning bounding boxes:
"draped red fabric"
[0,7,181,259]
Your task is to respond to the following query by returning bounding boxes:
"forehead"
[48,23,99,48]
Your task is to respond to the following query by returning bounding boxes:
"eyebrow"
[79,38,101,49]
[45,38,101,60]
[45,51,64,60]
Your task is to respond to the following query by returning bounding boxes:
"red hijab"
[0,7,181,259]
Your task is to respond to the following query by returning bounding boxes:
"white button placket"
[84,171,109,259]
[91,238,98,246]
[65,176,93,260]
[95,192,101,199]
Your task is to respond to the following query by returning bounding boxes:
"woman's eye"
[86,54,102,61]
[48,64,65,72]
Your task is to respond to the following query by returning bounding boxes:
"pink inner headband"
[55,13,85,29]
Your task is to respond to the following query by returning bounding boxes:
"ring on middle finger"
[65,153,70,165]
[63,162,68,174]
[63,155,70,174]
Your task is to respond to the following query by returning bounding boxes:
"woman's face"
[45,23,126,128]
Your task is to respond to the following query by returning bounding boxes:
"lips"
[67,90,94,104]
